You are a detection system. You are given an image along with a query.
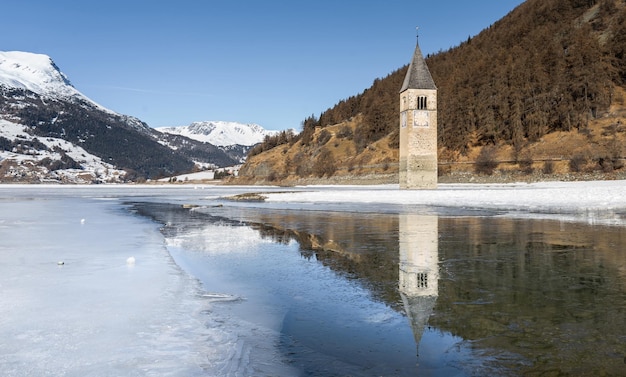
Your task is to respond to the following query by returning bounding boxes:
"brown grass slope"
[237,0,626,185]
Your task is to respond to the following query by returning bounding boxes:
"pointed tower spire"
[400,34,436,92]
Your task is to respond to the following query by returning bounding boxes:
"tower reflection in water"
[398,214,439,357]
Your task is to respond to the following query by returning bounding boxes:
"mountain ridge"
[0,51,245,182]
[156,121,280,147]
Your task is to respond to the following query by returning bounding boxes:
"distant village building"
[399,33,438,189]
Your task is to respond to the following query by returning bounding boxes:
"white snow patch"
[0,119,125,183]
[160,170,216,182]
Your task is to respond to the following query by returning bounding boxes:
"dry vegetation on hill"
[236,0,626,185]
[238,115,400,185]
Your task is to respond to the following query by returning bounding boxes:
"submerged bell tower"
[399,30,438,189]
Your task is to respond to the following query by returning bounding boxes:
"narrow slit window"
[417,96,427,110]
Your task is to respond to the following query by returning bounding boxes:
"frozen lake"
[1,184,625,376]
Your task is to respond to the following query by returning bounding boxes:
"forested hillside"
[432,0,625,154]
[240,0,626,184]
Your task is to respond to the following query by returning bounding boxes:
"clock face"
[413,110,429,127]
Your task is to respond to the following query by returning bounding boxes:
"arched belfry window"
[417,96,428,110]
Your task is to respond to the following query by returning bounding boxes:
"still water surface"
[134,200,626,376]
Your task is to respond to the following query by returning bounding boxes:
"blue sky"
[3,1,524,130]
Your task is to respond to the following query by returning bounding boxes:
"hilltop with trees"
[238,0,626,184]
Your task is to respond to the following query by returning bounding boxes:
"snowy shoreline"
[2,179,626,224]
[263,180,626,212]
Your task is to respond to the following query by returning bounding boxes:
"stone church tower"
[399,35,438,189]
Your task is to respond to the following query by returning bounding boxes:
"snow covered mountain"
[0,51,117,116]
[156,121,280,147]
[0,51,238,183]
[1,51,81,98]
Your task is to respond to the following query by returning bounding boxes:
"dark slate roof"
[400,39,437,92]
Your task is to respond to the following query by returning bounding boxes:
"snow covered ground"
[263,180,625,212]
[2,179,625,217]
[260,180,626,225]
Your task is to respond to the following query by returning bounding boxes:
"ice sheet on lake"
[163,221,430,376]
[0,195,297,377]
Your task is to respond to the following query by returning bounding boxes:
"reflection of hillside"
[229,210,626,374]
[134,202,626,375]
[433,217,626,375]
[245,210,403,309]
